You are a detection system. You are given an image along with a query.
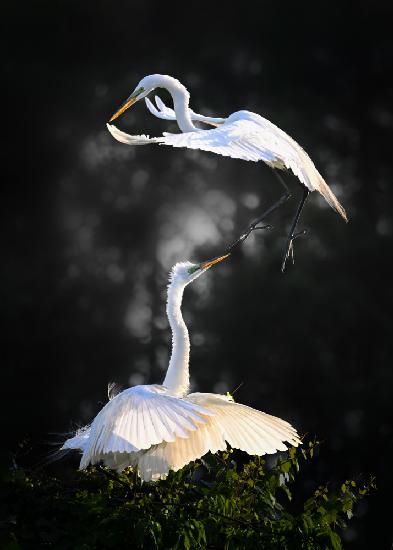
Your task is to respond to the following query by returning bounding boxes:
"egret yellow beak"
[200,254,230,270]
[109,95,139,123]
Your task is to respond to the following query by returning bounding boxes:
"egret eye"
[187,265,200,275]
[131,86,145,99]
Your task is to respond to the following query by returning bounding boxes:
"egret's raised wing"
[158,116,347,219]
[145,96,178,121]
[107,119,277,162]
[188,392,301,451]
[135,393,301,482]
[145,96,225,127]
[160,119,279,163]
[107,113,347,219]
[79,385,214,469]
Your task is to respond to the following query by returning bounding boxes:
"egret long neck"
[172,91,197,133]
[163,281,190,397]
[163,79,197,133]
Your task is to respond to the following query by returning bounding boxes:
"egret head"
[170,254,230,287]
[109,74,185,123]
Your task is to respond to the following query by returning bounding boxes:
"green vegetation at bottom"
[0,440,374,549]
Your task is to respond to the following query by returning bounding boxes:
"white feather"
[78,384,214,469]
[108,73,347,220]
[109,110,346,220]
[63,257,301,481]
[132,393,300,481]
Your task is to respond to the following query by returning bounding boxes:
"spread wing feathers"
[107,116,346,220]
[79,385,214,470]
[62,425,91,452]
[134,393,301,482]
[158,118,347,221]
[295,146,348,221]
[146,95,184,121]
[145,96,225,127]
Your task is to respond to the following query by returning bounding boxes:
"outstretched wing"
[107,115,346,220]
[145,96,225,126]
[136,393,301,482]
[145,95,179,121]
[188,392,301,452]
[159,115,347,220]
[107,119,280,163]
[80,385,214,469]
[166,118,283,164]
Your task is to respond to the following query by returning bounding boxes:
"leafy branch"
[0,439,375,549]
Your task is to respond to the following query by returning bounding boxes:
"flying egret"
[63,254,301,481]
[107,74,348,270]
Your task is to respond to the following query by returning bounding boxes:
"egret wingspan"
[62,259,302,482]
[78,385,214,469]
[142,95,347,219]
[108,112,346,220]
[160,114,346,220]
[135,392,301,481]
[188,392,301,450]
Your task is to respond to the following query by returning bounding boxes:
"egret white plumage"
[107,74,348,270]
[63,254,301,481]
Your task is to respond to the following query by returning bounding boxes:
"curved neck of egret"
[172,92,197,133]
[163,278,190,397]
[160,77,197,133]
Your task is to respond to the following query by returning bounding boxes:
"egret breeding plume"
[107,74,348,270]
[63,254,301,481]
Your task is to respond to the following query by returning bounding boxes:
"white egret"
[107,74,348,270]
[63,254,301,481]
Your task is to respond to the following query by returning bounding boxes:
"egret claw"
[293,228,308,240]
[281,227,308,272]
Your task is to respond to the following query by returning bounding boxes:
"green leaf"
[0,440,374,549]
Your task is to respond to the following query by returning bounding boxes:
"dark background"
[2,1,393,547]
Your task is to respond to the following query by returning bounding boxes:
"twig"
[230,381,244,397]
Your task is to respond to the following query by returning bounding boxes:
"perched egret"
[107,74,348,270]
[63,254,301,481]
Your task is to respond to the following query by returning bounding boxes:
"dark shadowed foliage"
[2,1,393,548]
[1,442,375,549]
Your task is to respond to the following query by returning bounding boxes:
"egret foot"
[281,228,308,272]
[226,170,293,254]
[281,187,310,273]
[227,223,273,252]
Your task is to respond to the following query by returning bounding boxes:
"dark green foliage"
[0,441,373,549]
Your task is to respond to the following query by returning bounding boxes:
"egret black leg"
[270,170,291,198]
[226,170,291,253]
[281,187,310,273]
